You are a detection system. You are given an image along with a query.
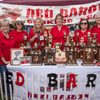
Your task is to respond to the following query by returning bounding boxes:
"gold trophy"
[30,43,42,65]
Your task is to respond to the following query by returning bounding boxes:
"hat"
[12,17,26,26]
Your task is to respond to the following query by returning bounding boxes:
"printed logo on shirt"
[10,37,13,39]
[83,35,87,37]
[40,36,44,40]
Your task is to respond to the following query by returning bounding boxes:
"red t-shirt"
[50,25,69,48]
[29,28,49,49]
[73,29,93,45]
[0,32,15,66]
[10,30,29,48]
[91,25,100,44]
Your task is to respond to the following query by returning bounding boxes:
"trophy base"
[44,63,56,65]
[82,63,95,66]
[55,61,66,64]
[31,63,42,66]
[66,63,78,66]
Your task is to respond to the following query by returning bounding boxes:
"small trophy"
[30,43,42,65]
[87,32,91,46]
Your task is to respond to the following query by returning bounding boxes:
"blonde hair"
[0,19,10,27]
[33,17,45,33]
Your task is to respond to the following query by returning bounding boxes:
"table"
[7,61,100,100]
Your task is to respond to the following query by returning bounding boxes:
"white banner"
[0,1,100,25]
[7,62,100,100]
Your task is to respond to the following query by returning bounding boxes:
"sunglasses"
[81,23,87,25]
[16,22,23,25]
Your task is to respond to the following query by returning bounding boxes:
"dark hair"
[55,14,63,22]
[78,19,90,29]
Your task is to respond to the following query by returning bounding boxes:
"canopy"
[0,0,99,6]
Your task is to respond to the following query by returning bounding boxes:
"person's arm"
[66,36,69,45]
[0,40,10,64]
[29,28,37,43]
[1,57,10,64]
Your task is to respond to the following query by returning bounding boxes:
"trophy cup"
[30,43,42,65]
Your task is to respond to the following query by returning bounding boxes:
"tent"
[0,0,99,6]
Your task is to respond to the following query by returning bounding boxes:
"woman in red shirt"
[73,19,93,45]
[0,19,15,96]
[10,18,29,48]
[50,14,69,49]
[29,17,49,49]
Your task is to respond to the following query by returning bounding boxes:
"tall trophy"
[82,32,96,66]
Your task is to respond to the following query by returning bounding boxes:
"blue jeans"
[0,64,10,96]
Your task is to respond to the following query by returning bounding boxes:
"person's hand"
[5,61,10,64]
[34,34,38,38]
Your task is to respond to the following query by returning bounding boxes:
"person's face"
[80,20,88,29]
[35,19,42,28]
[95,14,100,24]
[56,16,63,25]
[1,23,9,33]
[16,22,23,30]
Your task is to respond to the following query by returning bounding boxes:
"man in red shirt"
[91,12,100,44]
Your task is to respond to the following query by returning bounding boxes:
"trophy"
[20,35,31,56]
[44,31,48,47]
[82,32,96,66]
[30,43,42,65]
[65,31,78,65]
[37,31,40,45]
[69,31,74,46]
[55,43,66,64]
[44,44,56,65]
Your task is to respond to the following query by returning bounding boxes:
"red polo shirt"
[50,25,69,48]
[10,30,29,48]
[73,29,93,45]
[0,32,15,66]
[91,25,100,44]
[29,28,49,49]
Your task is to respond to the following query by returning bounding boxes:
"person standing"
[91,12,100,44]
[50,14,69,49]
[0,19,15,96]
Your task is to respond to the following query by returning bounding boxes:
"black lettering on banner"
[47,73,57,87]
[86,74,96,87]
[6,71,13,84]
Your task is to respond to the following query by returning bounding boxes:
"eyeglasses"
[1,25,9,27]
[16,22,23,25]
[81,23,87,25]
